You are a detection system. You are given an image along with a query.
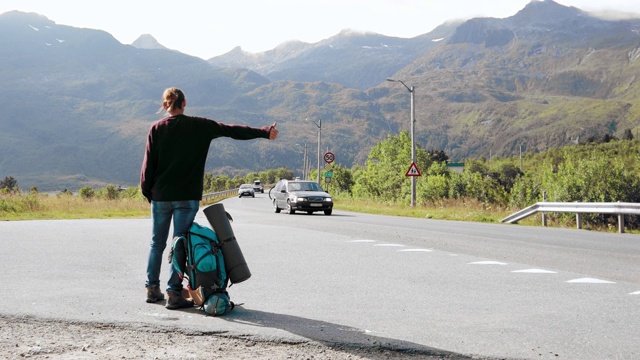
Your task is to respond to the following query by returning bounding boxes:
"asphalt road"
[1,194,639,359]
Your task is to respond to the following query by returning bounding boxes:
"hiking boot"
[166,291,194,310]
[146,285,164,303]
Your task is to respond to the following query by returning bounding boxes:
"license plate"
[310,203,322,207]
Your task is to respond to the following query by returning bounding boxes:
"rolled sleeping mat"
[203,203,251,284]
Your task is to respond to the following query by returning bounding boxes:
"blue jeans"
[146,200,199,293]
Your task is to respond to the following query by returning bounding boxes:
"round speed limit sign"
[324,152,335,164]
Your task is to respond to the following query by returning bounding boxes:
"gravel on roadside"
[0,315,473,359]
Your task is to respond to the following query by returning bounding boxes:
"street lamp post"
[387,78,416,207]
[307,118,322,184]
[295,143,308,180]
[303,143,308,180]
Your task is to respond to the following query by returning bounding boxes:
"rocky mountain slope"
[1,1,640,190]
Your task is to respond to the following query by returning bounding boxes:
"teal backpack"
[170,222,235,316]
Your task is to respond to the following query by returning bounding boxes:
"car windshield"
[240,184,252,189]
[289,182,321,191]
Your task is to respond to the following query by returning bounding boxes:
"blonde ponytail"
[161,87,185,112]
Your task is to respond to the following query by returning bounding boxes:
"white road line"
[630,291,640,295]
[398,249,433,252]
[566,278,616,284]
[373,243,405,247]
[512,269,557,274]
[467,261,508,265]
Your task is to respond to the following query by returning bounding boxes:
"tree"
[426,149,449,163]
[490,163,524,193]
[352,131,430,202]
[0,176,18,192]
[328,163,354,194]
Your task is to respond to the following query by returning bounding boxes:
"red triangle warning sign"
[405,162,421,177]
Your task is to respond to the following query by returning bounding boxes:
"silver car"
[269,179,333,215]
[252,180,264,193]
[238,184,255,198]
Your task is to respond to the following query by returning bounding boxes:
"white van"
[252,180,264,193]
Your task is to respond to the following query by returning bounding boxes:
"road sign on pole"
[405,162,422,177]
[324,152,335,164]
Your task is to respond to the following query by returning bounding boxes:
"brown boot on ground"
[166,291,194,310]
[146,285,164,303]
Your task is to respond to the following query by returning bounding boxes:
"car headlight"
[324,197,333,202]
[291,196,306,202]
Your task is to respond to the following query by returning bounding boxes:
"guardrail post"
[617,201,625,234]
[541,191,547,227]
[576,213,582,230]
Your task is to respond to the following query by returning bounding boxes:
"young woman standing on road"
[140,87,279,309]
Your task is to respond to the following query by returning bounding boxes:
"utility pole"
[387,78,416,207]
[307,118,322,184]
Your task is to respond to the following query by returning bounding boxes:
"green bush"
[420,174,449,202]
[0,194,41,214]
[119,187,145,200]
[97,185,120,200]
[0,198,19,213]
[509,173,543,208]
[79,186,95,200]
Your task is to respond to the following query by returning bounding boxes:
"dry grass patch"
[0,193,149,220]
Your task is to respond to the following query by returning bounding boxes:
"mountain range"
[1,0,640,191]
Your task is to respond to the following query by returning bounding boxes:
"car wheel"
[238,195,242,198]
[287,200,295,215]
[273,199,281,213]
[324,209,332,215]
[252,194,255,198]
[307,211,313,215]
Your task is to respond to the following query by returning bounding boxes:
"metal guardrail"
[501,202,640,233]
[202,189,237,201]
[202,184,275,201]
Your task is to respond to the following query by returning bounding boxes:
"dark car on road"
[269,179,333,215]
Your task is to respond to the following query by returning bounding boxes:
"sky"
[1,0,640,60]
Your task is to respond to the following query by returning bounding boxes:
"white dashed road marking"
[347,239,633,295]
[512,269,557,274]
[566,278,616,284]
[468,261,508,265]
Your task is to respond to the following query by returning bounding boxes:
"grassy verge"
[1,192,628,233]
[332,195,635,233]
[0,194,149,220]
[0,193,232,221]
[333,196,536,224]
